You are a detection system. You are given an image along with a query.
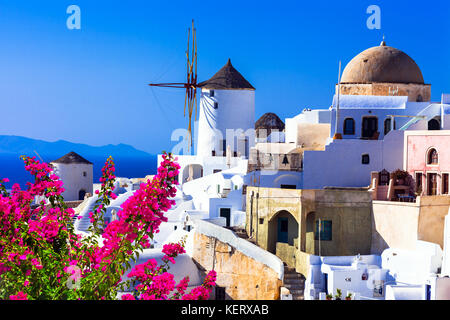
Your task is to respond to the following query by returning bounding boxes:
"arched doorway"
[78,189,86,200]
[182,164,204,182]
[268,210,299,254]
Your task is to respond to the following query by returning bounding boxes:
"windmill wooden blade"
[148,20,199,148]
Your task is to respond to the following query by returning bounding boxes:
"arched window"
[384,118,396,135]
[379,169,390,186]
[427,148,438,165]
[343,118,355,135]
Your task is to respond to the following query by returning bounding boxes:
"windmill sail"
[149,20,199,147]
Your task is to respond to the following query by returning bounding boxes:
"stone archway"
[267,210,299,254]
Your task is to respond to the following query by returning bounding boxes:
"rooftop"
[198,59,255,90]
[340,41,425,85]
[51,151,93,165]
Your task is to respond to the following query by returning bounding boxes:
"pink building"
[404,131,450,196]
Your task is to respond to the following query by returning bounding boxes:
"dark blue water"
[0,154,157,189]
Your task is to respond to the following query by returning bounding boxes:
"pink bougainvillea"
[0,152,216,300]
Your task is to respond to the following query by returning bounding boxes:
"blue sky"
[0,0,448,154]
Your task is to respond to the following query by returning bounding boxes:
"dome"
[255,112,285,131]
[340,42,424,84]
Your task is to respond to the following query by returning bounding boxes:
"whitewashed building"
[157,59,256,229]
[50,151,93,201]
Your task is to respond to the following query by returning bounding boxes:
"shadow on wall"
[370,202,403,255]
[370,208,390,255]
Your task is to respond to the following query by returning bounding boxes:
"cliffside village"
[51,40,450,300]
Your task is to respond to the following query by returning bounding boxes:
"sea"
[0,154,158,189]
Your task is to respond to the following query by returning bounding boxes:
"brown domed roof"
[255,113,285,131]
[340,42,424,84]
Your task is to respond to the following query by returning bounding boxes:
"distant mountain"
[0,135,158,188]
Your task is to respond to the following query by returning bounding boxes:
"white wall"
[381,241,443,285]
[197,88,255,158]
[305,254,386,300]
[285,109,331,143]
[209,190,245,227]
[302,131,404,189]
[244,170,303,189]
[51,162,93,201]
[158,154,248,185]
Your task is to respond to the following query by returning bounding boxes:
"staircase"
[227,226,256,245]
[74,196,99,232]
[283,265,305,300]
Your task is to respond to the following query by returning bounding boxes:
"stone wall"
[246,187,373,275]
[337,82,431,102]
[418,196,450,248]
[371,200,420,253]
[371,196,450,253]
[192,220,283,300]
[276,242,296,268]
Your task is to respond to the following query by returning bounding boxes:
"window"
[315,220,332,241]
[362,154,370,165]
[343,118,355,135]
[244,137,249,158]
[213,169,222,174]
[213,102,218,109]
[384,118,396,135]
[415,172,423,193]
[210,90,215,97]
[443,173,449,195]
[427,148,438,165]
[83,171,87,177]
[280,184,296,189]
[379,169,390,186]
[259,218,264,224]
[428,173,438,195]
[221,139,227,155]
[362,117,378,138]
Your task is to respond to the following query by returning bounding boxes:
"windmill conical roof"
[51,151,93,165]
[198,59,255,90]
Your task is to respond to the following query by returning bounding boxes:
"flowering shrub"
[0,152,216,300]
